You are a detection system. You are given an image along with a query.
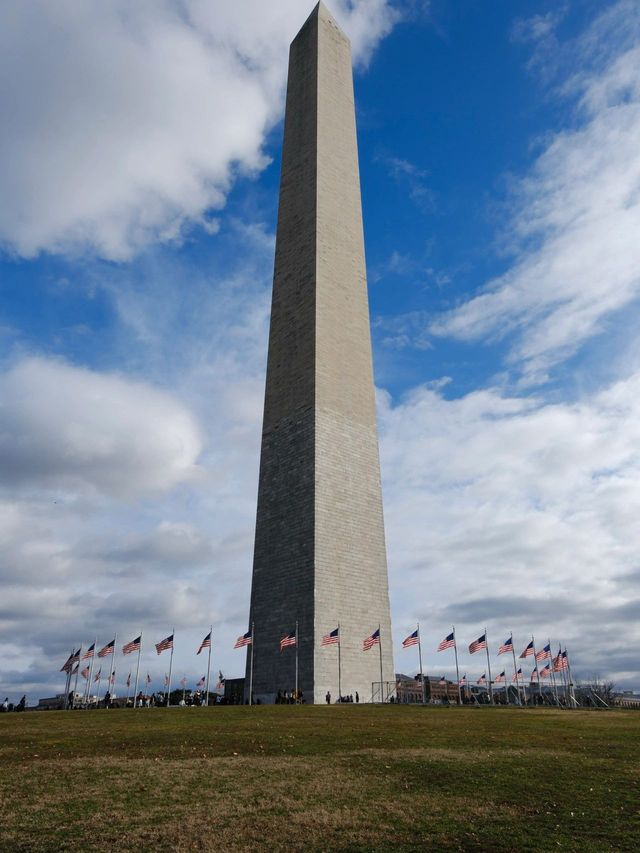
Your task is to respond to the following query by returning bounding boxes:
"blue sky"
[1,0,639,701]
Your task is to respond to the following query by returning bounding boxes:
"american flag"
[459,674,467,685]
[164,674,169,687]
[60,648,81,672]
[469,634,487,654]
[196,675,206,688]
[540,663,551,678]
[498,636,513,655]
[321,627,340,646]
[71,664,79,675]
[477,673,487,685]
[60,653,74,673]
[146,673,152,684]
[122,636,141,655]
[82,643,95,660]
[108,670,115,685]
[180,676,187,687]
[494,671,506,683]
[530,668,539,681]
[438,675,447,685]
[535,642,551,662]
[437,632,455,651]
[363,628,380,652]
[126,672,131,688]
[402,629,419,648]
[512,668,522,681]
[155,634,174,655]
[519,640,534,659]
[197,631,212,655]
[280,630,297,651]
[98,639,115,658]
[216,670,225,689]
[94,668,101,682]
[554,650,569,672]
[81,666,90,680]
[234,630,252,648]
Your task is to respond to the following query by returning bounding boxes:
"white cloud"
[0,358,202,497]
[380,372,640,685]
[429,1,640,385]
[0,0,397,260]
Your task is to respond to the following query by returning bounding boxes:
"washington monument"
[246,2,394,704]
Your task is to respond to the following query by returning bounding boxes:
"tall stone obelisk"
[246,1,394,704]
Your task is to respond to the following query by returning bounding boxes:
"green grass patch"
[0,705,638,851]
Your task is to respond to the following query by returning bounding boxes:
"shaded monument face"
[246,1,394,704]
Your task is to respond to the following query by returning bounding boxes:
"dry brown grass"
[0,705,638,851]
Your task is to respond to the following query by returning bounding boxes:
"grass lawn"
[0,705,638,851]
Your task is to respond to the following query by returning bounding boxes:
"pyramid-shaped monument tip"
[299,1,341,34]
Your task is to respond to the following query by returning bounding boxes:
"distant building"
[395,674,460,704]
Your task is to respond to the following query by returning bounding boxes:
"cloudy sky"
[1,0,639,702]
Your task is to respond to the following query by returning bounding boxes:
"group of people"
[326,691,359,704]
[1,696,26,712]
[275,689,304,704]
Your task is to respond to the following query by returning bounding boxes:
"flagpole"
[111,632,118,703]
[565,647,577,708]
[86,637,97,706]
[377,623,384,703]
[133,631,142,708]
[337,622,342,703]
[417,623,425,705]
[63,646,74,709]
[558,644,569,706]
[205,625,212,707]
[452,626,461,705]
[166,628,175,706]
[548,637,559,705]
[72,645,82,708]
[295,619,299,702]
[483,628,493,705]
[531,636,542,700]
[510,634,521,706]
[249,621,254,706]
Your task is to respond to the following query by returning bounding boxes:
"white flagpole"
[295,619,299,702]
[72,645,82,707]
[510,634,521,706]
[205,625,212,707]
[417,623,425,705]
[133,632,142,708]
[110,632,118,702]
[249,621,254,706]
[452,626,461,705]
[565,647,577,708]
[377,623,384,703]
[558,644,569,705]
[166,628,175,706]
[63,646,74,709]
[337,622,342,702]
[548,637,559,705]
[484,628,493,705]
[85,637,97,706]
[531,636,542,700]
